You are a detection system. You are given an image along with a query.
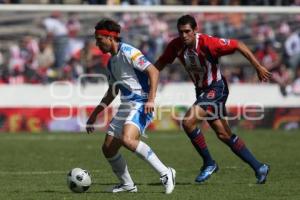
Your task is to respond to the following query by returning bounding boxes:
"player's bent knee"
[101,144,109,157]
[121,137,138,152]
[101,144,109,156]
[216,132,231,142]
[102,144,116,158]
[182,119,195,133]
[120,136,135,151]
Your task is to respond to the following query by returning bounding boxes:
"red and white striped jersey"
[158,33,238,88]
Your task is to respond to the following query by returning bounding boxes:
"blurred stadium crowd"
[0,6,300,96]
[1,0,300,6]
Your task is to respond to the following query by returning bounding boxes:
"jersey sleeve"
[157,39,179,65]
[202,35,238,58]
[122,45,152,71]
[131,50,152,71]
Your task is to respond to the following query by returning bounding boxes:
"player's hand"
[86,114,97,134]
[144,100,155,114]
[257,66,272,82]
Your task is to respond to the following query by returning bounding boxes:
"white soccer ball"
[67,168,92,193]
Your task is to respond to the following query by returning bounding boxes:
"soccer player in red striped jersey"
[155,15,271,184]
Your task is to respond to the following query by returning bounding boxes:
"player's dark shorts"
[194,78,229,120]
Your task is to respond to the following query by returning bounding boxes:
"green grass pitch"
[1,129,300,200]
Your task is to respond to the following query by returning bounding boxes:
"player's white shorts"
[107,102,153,139]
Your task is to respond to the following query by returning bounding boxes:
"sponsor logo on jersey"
[219,38,229,45]
[206,105,214,113]
[131,52,143,61]
[207,90,216,99]
[137,56,148,66]
[122,46,133,54]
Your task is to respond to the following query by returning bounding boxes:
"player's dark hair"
[95,18,121,41]
[177,15,197,29]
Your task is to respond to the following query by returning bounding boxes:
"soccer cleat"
[107,184,137,193]
[195,162,219,183]
[256,164,270,184]
[160,167,176,194]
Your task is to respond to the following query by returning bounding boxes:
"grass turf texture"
[0,130,300,200]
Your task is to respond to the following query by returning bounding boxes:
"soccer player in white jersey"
[86,18,175,194]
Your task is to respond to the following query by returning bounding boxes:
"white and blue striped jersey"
[107,42,152,103]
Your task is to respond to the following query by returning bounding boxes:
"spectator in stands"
[66,12,81,39]
[255,40,280,71]
[36,38,55,83]
[226,1,247,38]
[0,51,3,70]
[43,11,69,69]
[8,43,25,84]
[284,31,300,70]
[272,64,293,96]
[278,21,291,39]
[139,38,156,63]
[148,14,170,59]
[73,39,110,83]
[292,66,300,95]
[254,40,292,95]
[202,12,227,37]
[20,36,40,83]
[7,36,39,84]
[286,66,300,96]
[61,57,84,82]
[231,67,244,83]
[66,12,84,62]
[0,51,8,84]
[252,16,276,44]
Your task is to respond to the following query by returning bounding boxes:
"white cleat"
[107,184,138,193]
[160,167,176,194]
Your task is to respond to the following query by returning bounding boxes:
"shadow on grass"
[34,181,193,194]
[92,181,192,186]
[38,189,166,194]
[147,182,191,186]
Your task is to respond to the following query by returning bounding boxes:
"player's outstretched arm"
[236,41,272,82]
[144,64,159,114]
[86,85,119,134]
[154,59,167,72]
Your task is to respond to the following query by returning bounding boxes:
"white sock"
[107,153,134,186]
[135,141,169,176]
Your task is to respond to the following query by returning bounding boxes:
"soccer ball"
[67,168,92,193]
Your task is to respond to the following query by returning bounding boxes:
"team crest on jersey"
[207,90,216,99]
[219,38,229,45]
[137,56,148,66]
